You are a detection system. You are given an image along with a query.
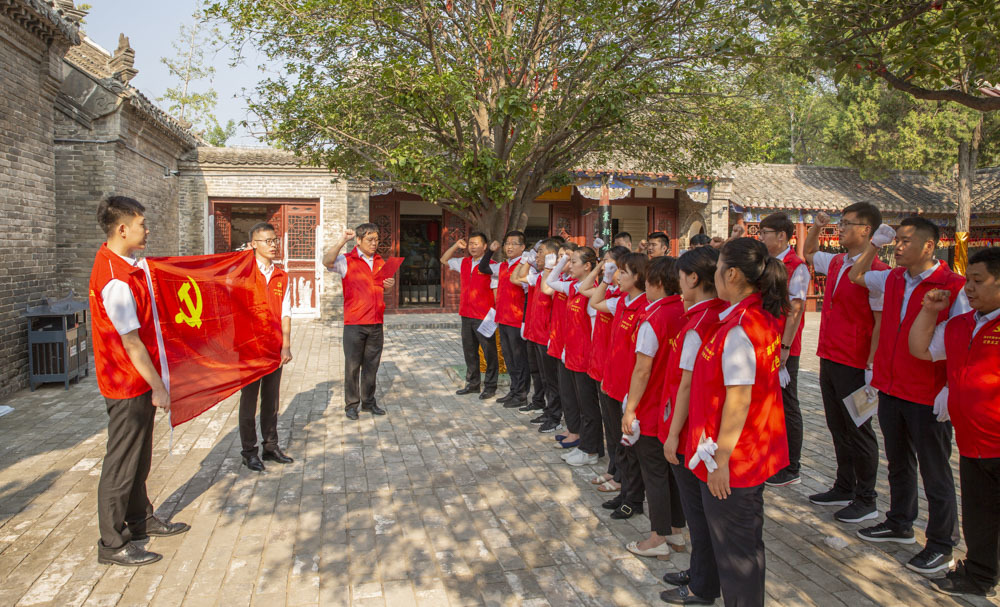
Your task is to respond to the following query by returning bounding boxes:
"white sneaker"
[566,451,598,467]
[561,447,580,461]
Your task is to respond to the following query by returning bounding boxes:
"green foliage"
[203,119,238,147]
[206,0,772,231]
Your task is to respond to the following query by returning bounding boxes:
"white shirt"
[865,265,971,318]
[776,247,810,301]
[329,250,375,277]
[813,251,883,311]
[606,292,641,316]
[928,308,1000,361]
[102,250,141,335]
[677,299,716,371]
[718,302,756,385]
[446,256,499,288]
[258,259,293,319]
[635,298,664,356]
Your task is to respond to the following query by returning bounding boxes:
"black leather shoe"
[456,386,480,395]
[97,541,162,567]
[662,570,691,586]
[364,403,386,416]
[497,392,515,404]
[262,447,294,464]
[243,454,265,472]
[660,586,714,605]
[601,496,623,510]
[610,503,642,519]
[502,398,527,409]
[129,517,191,541]
[479,389,497,400]
[345,408,360,420]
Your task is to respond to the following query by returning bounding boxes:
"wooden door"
[212,204,232,253]
[441,209,469,312]
[648,201,680,256]
[549,203,580,243]
[369,198,400,312]
[284,204,319,314]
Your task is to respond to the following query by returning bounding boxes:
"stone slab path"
[0,313,997,606]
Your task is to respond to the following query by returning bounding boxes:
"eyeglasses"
[254,238,281,246]
[759,229,778,235]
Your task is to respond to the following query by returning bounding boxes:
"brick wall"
[0,13,69,396]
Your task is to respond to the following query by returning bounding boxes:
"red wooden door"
[648,201,680,256]
[441,209,469,312]
[549,203,580,244]
[369,198,400,312]
[212,204,232,253]
[284,204,319,312]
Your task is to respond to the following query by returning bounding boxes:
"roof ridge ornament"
[109,33,138,83]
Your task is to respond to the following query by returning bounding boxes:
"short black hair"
[842,202,882,233]
[503,230,525,246]
[689,233,711,247]
[620,252,648,290]
[561,241,579,252]
[900,216,939,244]
[969,248,1000,279]
[538,238,561,255]
[607,245,631,263]
[550,234,566,244]
[646,256,680,295]
[249,222,276,241]
[647,231,669,248]
[760,212,795,240]
[468,231,488,244]
[613,232,632,243]
[97,196,145,236]
[355,223,379,241]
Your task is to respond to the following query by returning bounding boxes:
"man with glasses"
[802,203,886,523]
[323,224,396,420]
[239,222,295,471]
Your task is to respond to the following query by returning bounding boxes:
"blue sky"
[83,0,272,146]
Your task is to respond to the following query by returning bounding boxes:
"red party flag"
[140,250,280,427]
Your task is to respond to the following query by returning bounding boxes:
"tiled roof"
[973,167,1000,214]
[3,0,80,45]
[64,36,111,78]
[181,147,305,166]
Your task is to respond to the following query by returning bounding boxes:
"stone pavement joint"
[0,313,996,606]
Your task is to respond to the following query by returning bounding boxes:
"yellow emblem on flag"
[174,276,203,329]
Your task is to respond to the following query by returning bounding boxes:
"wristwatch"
[781,344,791,351]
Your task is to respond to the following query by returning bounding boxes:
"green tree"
[159,12,235,146]
[207,0,770,236]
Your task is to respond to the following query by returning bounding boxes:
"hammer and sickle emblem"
[174,276,203,329]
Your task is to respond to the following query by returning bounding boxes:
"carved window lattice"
[445,215,467,244]
[374,215,393,257]
[745,222,760,239]
[214,210,231,253]
[287,214,316,259]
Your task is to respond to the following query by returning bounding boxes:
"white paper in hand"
[477,308,498,338]
[843,385,878,427]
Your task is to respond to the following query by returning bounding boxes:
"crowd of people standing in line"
[442,204,1000,606]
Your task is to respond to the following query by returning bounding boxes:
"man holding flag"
[88,196,190,567]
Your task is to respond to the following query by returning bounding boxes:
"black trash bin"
[22,293,89,391]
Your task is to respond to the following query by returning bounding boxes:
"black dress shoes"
[479,389,497,400]
[243,454,265,472]
[345,407,360,420]
[456,386,480,395]
[662,570,691,587]
[660,586,714,605]
[502,398,527,409]
[496,392,515,404]
[129,516,191,541]
[362,403,387,415]
[610,503,643,519]
[262,447,294,464]
[97,541,162,566]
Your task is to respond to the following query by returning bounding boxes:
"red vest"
[342,249,386,325]
[524,280,552,345]
[779,250,809,356]
[659,298,729,449]
[872,262,965,405]
[547,288,569,359]
[588,288,622,382]
[816,254,889,369]
[495,259,526,327]
[256,263,289,339]
[635,296,685,437]
[687,294,788,487]
[600,292,648,401]
[459,256,495,319]
[88,244,161,399]
[943,312,1000,458]
[563,285,594,373]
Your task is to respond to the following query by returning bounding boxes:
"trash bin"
[22,292,89,391]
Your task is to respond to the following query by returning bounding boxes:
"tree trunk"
[954,114,983,275]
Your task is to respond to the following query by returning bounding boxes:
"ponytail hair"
[676,246,719,295]
[575,246,598,272]
[720,238,790,319]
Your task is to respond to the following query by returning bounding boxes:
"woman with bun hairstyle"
[546,246,604,466]
[668,238,789,607]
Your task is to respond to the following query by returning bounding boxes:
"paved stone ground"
[0,313,997,607]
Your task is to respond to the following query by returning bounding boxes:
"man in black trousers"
[323,224,396,419]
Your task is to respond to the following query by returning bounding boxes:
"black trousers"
[239,366,282,457]
[701,482,766,607]
[819,358,878,503]
[780,355,802,474]
[570,370,603,456]
[878,392,959,553]
[498,324,529,399]
[98,391,155,549]
[525,338,547,407]
[557,361,580,433]
[616,401,646,508]
[634,435,685,534]
[460,316,498,391]
[534,342,562,424]
[672,461,721,600]
[344,324,384,411]
[599,390,621,478]
[960,456,1000,591]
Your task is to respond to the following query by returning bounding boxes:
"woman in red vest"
[541,241,580,445]
[659,246,731,604]
[589,252,649,520]
[546,247,603,467]
[620,256,688,558]
[909,248,1000,599]
[679,237,789,607]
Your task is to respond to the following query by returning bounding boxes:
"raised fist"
[489,240,501,252]
[815,212,831,227]
[456,238,467,249]
[871,224,896,248]
[730,224,745,239]
[342,228,356,241]
[921,289,951,313]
